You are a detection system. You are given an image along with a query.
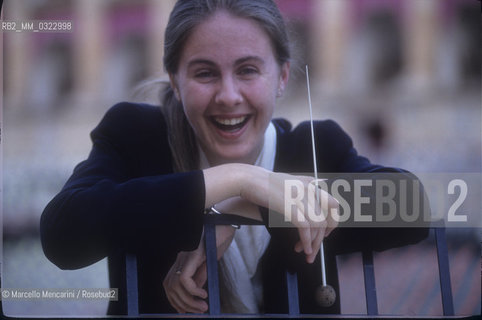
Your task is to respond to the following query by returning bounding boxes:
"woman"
[40,0,427,315]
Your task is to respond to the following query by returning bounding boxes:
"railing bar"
[204,213,263,226]
[362,250,378,315]
[434,227,455,316]
[205,222,221,315]
[125,253,139,316]
[286,271,300,316]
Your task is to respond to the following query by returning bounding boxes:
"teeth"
[214,116,247,126]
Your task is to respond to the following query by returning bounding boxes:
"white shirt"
[198,122,276,314]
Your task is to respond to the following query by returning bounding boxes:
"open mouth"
[211,115,251,133]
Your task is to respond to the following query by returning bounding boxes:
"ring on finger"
[175,266,183,275]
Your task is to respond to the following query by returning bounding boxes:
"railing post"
[286,271,300,316]
[125,253,139,316]
[434,227,455,316]
[204,222,221,315]
[362,250,378,316]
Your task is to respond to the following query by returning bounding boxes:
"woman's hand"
[162,225,235,313]
[238,167,339,263]
[163,247,208,313]
[203,164,339,263]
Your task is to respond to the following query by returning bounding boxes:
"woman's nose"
[214,76,242,107]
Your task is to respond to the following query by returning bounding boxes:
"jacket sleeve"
[319,120,430,254]
[40,103,205,270]
[264,119,429,257]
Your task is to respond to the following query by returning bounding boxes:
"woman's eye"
[238,67,258,76]
[195,70,214,78]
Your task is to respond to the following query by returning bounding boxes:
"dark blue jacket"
[40,102,428,315]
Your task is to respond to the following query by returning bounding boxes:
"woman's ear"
[278,61,290,96]
[169,73,181,101]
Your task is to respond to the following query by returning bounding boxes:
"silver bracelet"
[205,205,241,229]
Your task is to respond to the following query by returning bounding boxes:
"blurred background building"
[1,0,480,317]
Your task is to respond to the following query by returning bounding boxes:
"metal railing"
[125,215,454,317]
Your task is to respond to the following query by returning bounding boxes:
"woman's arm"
[40,103,206,269]
[41,103,337,272]
[204,163,339,262]
[315,120,430,254]
[262,119,429,263]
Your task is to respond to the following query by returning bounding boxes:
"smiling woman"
[39,0,428,316]
[171,11,289,166]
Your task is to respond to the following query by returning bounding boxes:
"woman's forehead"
[180,11,276,67]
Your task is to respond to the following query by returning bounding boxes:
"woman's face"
[170,11,289,166]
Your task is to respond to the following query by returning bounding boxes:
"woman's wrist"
[203,163,252,208]
[203,163,270,209]
[237,164,270,208]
